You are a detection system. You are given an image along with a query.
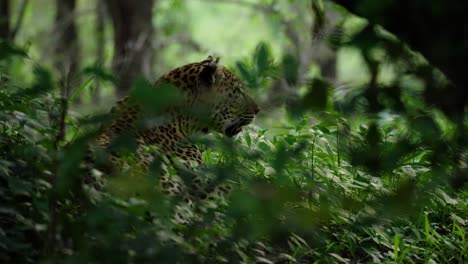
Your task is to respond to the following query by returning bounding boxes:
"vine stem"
[46,96,67,258]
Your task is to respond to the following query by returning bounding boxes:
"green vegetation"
[1,0,466,263]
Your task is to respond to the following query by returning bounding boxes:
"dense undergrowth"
[1,32,467,264]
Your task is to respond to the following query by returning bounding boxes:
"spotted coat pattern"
[92,56,259,220]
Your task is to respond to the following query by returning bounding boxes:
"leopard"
[88,56,259,221]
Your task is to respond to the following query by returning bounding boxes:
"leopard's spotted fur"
[90,56,259,221]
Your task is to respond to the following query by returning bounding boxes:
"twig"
[55,98,67,149]
[311,0,325,39]
[47,89,68,258]
[154,33,204,52]
[41,8,93,62]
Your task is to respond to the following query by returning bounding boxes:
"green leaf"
[301,78,331,111]
[282,53,299,85]
[258,142,271,152]
[244,132,251,147]
[129,78,183,114]
[329,253,349,263]
[255,42,272,76]
[69,76,94,103]
[83,66,117,83]
[393,233,400,261]
[425,214,431,243]
[284,135,296,145]
[436,189,458,205]
[258,129,268,137]
[236,61,256,87]
[0,41,28,60]
[16,66,54,98]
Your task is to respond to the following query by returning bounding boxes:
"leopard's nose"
[253,104,260,115]
[245,94,260,115]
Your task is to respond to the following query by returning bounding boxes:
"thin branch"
[154,33,204,52]
[41,8,93,62]
[47,95,68,258]
[311,0,325,39]
[11,0,29,40]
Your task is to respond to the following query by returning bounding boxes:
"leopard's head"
[197,56,259,137]
[162,56,259,137]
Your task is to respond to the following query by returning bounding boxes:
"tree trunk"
[104,0,155,98]
[93,0,106,103]
[311,2,338,82]
[0,0,10,40]
[53,0,81,100]
[334,0,467,116]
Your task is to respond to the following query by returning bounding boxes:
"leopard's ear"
[204,55,214,62]
[199,57,221,87]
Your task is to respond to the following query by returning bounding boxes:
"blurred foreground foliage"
[1,4,468,263]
